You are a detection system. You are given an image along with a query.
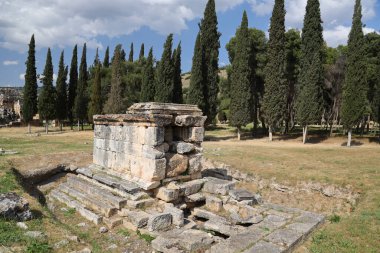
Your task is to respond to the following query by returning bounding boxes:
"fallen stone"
[229,189,256,202]
[77,167,95,178]
[54,239,69,249]
[203,219,241,237]
[16,222,28,230]
[192,208,227,222]
[185,193,206,203]
[66,235,80,242]
[164,206,184,226]
[103,216,123,229]
[124,210,149,228]
[70,247,92,253]
[155,187,180,202]
[147,213,172,231]
[24,231,46,239]
[258,215,288,231]
[126,198,155,209]
[171,142,195,154]
[0,192,33,221]
[166,154,189,177]
[99,227,108,233]
[265,228,303,248]
[188,153,203,174]
[243,241,283,253]
[205,195,223,212]
[202,178,235,195]
[178,179,205,196]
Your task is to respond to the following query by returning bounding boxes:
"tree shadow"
[340,140,364,147]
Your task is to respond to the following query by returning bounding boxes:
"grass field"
[0,125,379,252]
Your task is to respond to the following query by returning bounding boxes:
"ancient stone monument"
[48,103,325,253]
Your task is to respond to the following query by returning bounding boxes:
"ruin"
[48,103,325,253]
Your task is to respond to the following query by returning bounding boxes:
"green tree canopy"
[140,47,155,102]
[155,34,174,103]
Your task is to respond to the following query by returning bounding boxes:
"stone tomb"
[92,103,206,190]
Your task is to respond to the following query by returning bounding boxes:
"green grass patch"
[26,241,52,253]
[136,230,155,243]
[117,228,131,237]
[0,220,26,246]
[328,214,341,223]
[63,208,76,217]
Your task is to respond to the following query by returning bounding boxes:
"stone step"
[66,176,128,209]
[49,189,103,224]
[58,184,117,217]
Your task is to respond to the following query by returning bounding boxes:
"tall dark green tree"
[155,34,174,102]
[104,45,124,114]
[22,34,38,134]
[38,48,56,134]
[296,0,324,144]
[103,46,110,67]
[229,11,252,140]
[285,29,301,133]
[172,42,183,104]
[120,49,127,62]
[262,0,287,141]
[74,43,88,130]
[139,43,145,62]
[88,62,102,123]
[140,48,155,102]
[55,51,67,131]
[188,32,206,111]
[68,45,78,129]
[200,0,220,125]
[129,43,134,62]
[341,0,368,147]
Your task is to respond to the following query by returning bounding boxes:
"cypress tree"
[93,48,100,66]
[104,45,124,114]
[74,43,88,130]
[140,47,155,102]
[139,43,145,62]
[55,51,67,131]
[88,63,102,122]
[22,34,38,134]
[262,0,287,141]
[200,0,220,125]
[68,45,78,129]
[129,43,134,62]
[103,46,110,67]
[296,0,324,144]
[120,49,127,62]
[341,0,368,147]
[155,34,174,103]
[172,42,183,104]
[38,48,56,134]
[229,11,253,140]
[188,32,206,111]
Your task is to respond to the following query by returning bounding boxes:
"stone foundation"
[93,103,206,190]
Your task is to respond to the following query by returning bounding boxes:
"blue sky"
[0,0,379,87]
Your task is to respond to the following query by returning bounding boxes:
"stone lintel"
[128,102,203,116]
[93,113,173,127]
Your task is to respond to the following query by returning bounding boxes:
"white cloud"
[3,60,18,66]
[19,73,25,80]
[249,0,377,46]
[0,0,243,52]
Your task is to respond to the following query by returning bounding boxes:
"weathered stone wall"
[93,103,206,190]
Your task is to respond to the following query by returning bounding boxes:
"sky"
[0,0,379,87]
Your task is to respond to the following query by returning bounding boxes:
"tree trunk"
[237,126,241,141]
[28,123,31,134]
[302,125,308,144]
[81,122,84,131]
[59,121,63,131]
[347,129,352,147]
[268,126,273,142]
[77,120,80,131]
[366,115,370,134]
[45,122,48,134]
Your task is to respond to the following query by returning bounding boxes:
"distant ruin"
[48,103,325,253]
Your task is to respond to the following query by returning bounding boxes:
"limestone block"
[127,198,155,209]
[94,125,111,139]
[147,213,172,231]
[229,189,256,202]
[124,210,149,228]
[203,177,236,195]
[142,145,165,159]
[109,125,124,141]
[93,148,107,168]
[185,193,206,203]
[123,142,142,156]
[164,206,184,226]
[144,127,165,146]
[155,187,180,202]
[243,241,283,253]
[171,142,195,154]
[130,157,166,182]
[93,138,107,150]
[174,127,204,143]
[174,115,207,127]
[156,142,170,153]
[178,179,205,196]
[166,154,189,178]
[206,195,223,212]
[188,153,203,174]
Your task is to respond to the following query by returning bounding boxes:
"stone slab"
[202,177,235,195]
[243,241,284,253]
[147,213,172,231]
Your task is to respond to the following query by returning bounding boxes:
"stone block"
[127,198,155,209]
[174,127,204,142]
[243,241,283,253]
[144,127,165,146]
[164,127,173,144]
[192,208,227,222]
[202,178,235,195]
[171,142,195,154]
[94,125,111,139]
[206,195,223,212]
[155,187,180,202]
[174,115,207,127]
[130,157,166,182]
[103,216,123,229]
[166,153,189,177]
[265,228,303,248]
[164,206,184,226]
[142,145,165,159]
[185,193,206,203]
[124,210,149,228]
[229,189,256,202]
[188,153,203,174]
[147,213,172,231]
[178,179,205,196]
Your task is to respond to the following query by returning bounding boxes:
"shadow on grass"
[340,140,364,147]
